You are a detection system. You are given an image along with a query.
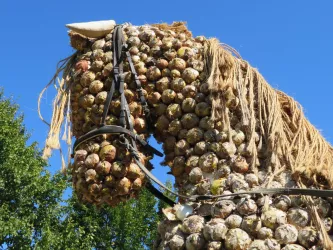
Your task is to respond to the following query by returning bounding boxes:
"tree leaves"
[0,90,66,248]
[0,90,165,249]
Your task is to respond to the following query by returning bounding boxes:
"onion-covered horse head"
[41,21,333,249]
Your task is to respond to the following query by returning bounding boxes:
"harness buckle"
[136,88,143,93]
[122,44,129,51]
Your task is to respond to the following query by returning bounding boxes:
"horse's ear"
[66,20,116,38]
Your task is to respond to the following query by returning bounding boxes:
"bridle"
[73,25,333,206]
[73,25,179,206]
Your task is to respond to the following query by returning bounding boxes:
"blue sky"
[1,0,333,193]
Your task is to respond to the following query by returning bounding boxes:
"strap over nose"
[73,125,163,157]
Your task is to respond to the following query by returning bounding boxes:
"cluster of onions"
[156,195,332,249]
[67,23,333,248]
[69,27,152,206]
[72,137,149,206]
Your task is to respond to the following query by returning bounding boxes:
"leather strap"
[101,25,122,126]
[145,182,176,206]
[73,125,163,157]
[101,77,116,125]
[124,50,151,129]
[189,188,333,200]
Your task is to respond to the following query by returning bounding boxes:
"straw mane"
[151,22,192,37]
[204,38,333,188]
[203,38,333,248]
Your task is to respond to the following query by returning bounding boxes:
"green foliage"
[45,188,160,250]
[0,90,167,249]
[157,180,177,218]
[0,90,67,249]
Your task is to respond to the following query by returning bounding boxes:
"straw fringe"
[204,38,333,249]
[38,53,77,172]
[151,22,192,37]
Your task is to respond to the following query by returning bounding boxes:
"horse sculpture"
[40,21,333,249]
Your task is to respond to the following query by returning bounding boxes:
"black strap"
[73,125,163,157]
[146,182,176,206]
[221,188,333,198]
[101,25,123,126]
[124,50,152,129]
[101,78,115,125]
